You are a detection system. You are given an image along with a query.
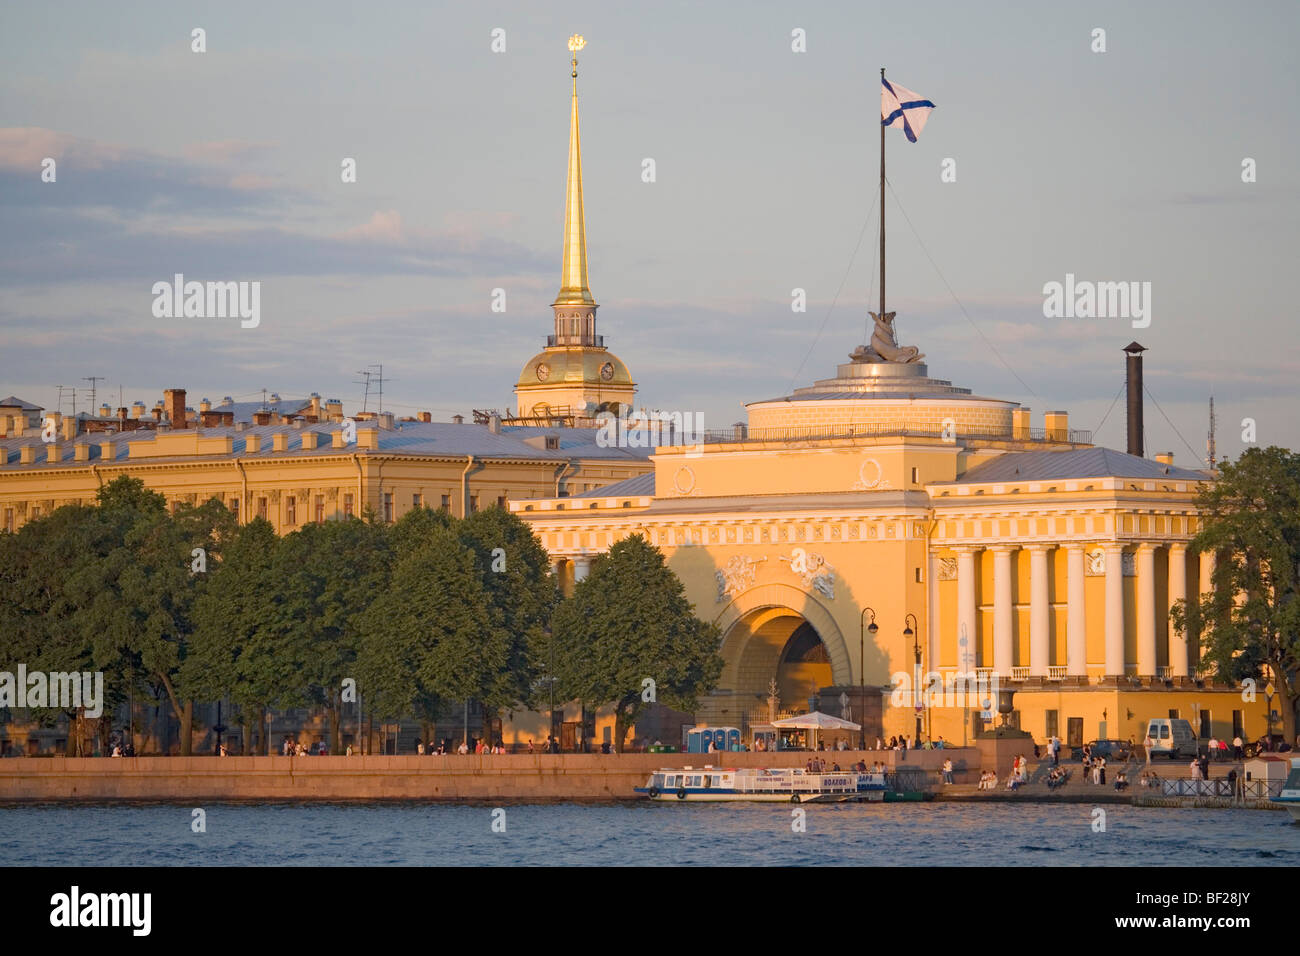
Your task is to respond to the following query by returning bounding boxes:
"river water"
[3,802,1296,866]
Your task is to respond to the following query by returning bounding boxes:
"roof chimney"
[1124,342,1146,457]
[164,388,187,429]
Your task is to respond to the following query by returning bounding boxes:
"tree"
[1172,446,1300,744]
[549,535,722,752]
[270,518,390,754]
[357,525,498,746]
[184,517,282,753]
[457,507,556,730]
[80,480,233,754]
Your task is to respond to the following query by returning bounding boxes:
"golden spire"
[555,34,595,307]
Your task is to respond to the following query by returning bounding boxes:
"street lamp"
[860,607,878,748]
[904,614,921,744]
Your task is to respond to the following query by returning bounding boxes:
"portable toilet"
[725,728,742,751]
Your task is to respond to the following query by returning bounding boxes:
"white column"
[1136,543,1157,678]
[1028,545,1051,677]
[1066,545,1087,678]
[1104,544,1126,679]
[956,548,978,669]
[573,556,591,582]
[1199,549,1215,597]
[992,546,1014,677]
[1168,543,1189,679]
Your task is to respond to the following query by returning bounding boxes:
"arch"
[714,582,853,693]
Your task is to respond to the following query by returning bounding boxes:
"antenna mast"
[1206,396,1217,472]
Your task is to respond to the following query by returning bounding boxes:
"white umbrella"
[772,711,862,731]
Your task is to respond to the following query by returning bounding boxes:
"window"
[497,495,506,509]
[412,493,422,509]
[314,495,325,524]
[383,492,393,523]
[1198,710,1211,739]
[343,493,354,518]
[1168,708,1180,720]
[1045,710,1058,740]
[469,495,479,513]
[1232,710,1244,739]
[286,496,296,525]
[914,567,922,583]
[911,467,919,483]
[3,508,13,533]
[440,494,451,513]
[257,497,268,520]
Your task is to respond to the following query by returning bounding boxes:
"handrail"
[694,424,1092,446]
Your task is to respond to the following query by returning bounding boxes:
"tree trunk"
[241,718,252,755]
[328,699,341,755]
[179,699,193,756]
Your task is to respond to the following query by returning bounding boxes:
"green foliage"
[2,482,723,748]
[356,525,497,721]
[458,507,558,709]
[1172,446,1300,739]
[549,534,721,750]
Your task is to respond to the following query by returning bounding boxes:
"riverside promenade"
[0,748,974,803]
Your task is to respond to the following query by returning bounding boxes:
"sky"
[2,0,1297,465]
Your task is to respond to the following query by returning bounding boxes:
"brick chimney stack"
[164,388,187,429]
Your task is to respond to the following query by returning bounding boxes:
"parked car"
[1085,739,1133,761]
[1144,718,1198,759]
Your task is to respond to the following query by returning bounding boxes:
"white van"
[1144,718,1198,759]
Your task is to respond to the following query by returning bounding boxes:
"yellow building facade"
[515,352,1266,751]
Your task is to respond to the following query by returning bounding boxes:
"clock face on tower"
[600,362,615,381]
[536,363,550,382]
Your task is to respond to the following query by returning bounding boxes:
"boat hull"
[636,788,885,803]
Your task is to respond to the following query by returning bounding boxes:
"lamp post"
[860,607,878,749]
[904,614,921,744]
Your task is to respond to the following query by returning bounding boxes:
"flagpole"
[879,67,886,320]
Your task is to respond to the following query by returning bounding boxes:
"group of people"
[1045,765,1071,789]
[281,738,327,756]
[870,735,949,752]
[1005,754,1031,790]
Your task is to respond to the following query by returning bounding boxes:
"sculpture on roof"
[851,312,924,364]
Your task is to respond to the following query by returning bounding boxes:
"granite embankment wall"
[0,749,974,802]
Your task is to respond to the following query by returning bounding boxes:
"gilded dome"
[515,348,633,389]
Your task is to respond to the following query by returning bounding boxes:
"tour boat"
[1272,758,1300,821]
[636,766,887,802]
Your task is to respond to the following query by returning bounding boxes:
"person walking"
[1232,735,1244,760]
[942,758,954,785]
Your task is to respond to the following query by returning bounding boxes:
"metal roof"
[0,421,652,468]
[949,447,1209,484]
[0,396,43,411]
[573,472,656,497]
